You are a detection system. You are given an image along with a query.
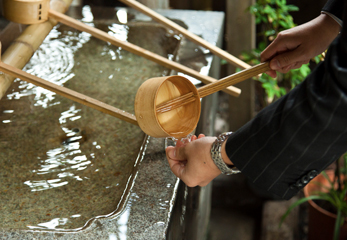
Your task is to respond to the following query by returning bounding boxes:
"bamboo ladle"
[135,62,270,138]
[1,0,241,97]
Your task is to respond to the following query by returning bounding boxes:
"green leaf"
[286,5,299,12]
[261,16,268,23]
[279,87,287,96]
[279,20,290,28]
[264,5,275,14]
[265,29,276,37]
[299,64,311,76]
[220,59,228,65]
[243,0,304,103]
[258,41,268,51]
[279,195,323,228]
[314,55,323,64]
[321,171,333,186]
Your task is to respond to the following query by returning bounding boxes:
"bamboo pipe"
[0,23,27,53]
[47,9,241,97]
[156,62,270,113]
[118,0,251,70]
[0,58,138,125]
[0,0,73,100]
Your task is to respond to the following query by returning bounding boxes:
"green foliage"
[281,153,347,240]
[240,0,322,105]
[249,0,298,29]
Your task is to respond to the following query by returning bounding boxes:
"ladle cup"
[135,62,270,138]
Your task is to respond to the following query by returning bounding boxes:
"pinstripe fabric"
[322,0,344,21]
[225,0,347,200]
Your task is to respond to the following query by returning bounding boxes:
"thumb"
[166,145,187,161]
[166,146,187,179]
[270,47,305,71]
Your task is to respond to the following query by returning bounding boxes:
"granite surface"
[0,9,225,239]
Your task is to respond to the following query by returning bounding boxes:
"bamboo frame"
[0,1,241,98]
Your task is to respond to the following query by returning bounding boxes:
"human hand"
[166,134,222,187]
[261,13,341,78]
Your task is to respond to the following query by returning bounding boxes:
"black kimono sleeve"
[226,1,347,200]
[322,0,344,20]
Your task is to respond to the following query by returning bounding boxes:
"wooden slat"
[119,0,251,69]
[48,9,241,97]
[0,62,138,125]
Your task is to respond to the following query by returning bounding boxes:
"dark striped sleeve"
[226,1,347,200]
[322,0,344,20]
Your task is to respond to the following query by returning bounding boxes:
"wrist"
[221,140,233,165]
[210,132,240,175]
[321,11,342,28]
[319,12,341,37]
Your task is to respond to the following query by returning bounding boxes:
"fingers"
[166,145,186,161]
[166,136,199,184]
[261,31,305,75]
[269,46,309,70]
[166,146,186,178]
[260,32,297,62]
[175,140,186,148]
[261,14,340,77]
[265,69,277,78]
[166,136,221,188]
[262,45,310,76]
[270,57,309,74]
[169,134,205,162]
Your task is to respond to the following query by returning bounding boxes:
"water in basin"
[0,6,179,230]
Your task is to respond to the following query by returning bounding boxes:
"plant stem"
[333,209,342,240]
[336,158,342,192]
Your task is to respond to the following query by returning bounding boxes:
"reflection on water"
[116,8,128,24]
[108,23,129,42]
[6,28,90,108]
[0,6,179,230]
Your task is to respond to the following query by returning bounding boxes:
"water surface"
[0,7,179,230]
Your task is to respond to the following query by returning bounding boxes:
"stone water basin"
[0,6,179,231]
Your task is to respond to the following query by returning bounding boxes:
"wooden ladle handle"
[0,61,138,125]
[156,62,271,113]
[198,62,270,98]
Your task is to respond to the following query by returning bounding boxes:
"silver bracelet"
[211,132,240,175]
